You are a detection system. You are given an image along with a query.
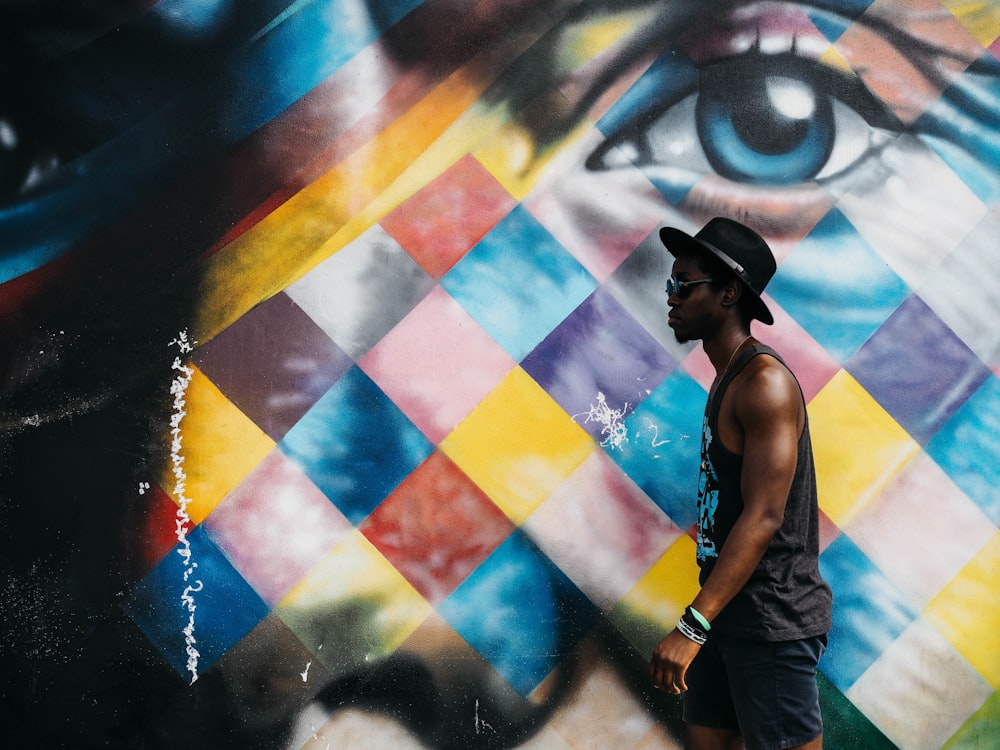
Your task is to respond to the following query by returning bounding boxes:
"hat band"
[697,238,757,295]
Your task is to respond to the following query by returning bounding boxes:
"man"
[649,217,833,750]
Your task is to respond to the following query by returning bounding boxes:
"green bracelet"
[688,605,711,632]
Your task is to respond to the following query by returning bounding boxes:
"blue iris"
[696,59,835,185]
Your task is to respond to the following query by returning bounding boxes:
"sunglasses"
[665,276,716,298]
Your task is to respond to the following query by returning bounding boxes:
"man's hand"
[649,629,703,694]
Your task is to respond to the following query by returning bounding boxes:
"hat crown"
[693,217,776,296]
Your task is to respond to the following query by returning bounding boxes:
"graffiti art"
[0,1,997,748]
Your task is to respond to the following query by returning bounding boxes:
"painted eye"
[0,110,60,198]
[587,49,902,188]
[694,52,901,185]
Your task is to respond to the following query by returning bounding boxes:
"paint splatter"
[0,559,83,664]
[636,417,690,458]
[642,417,672,448]
[169,330,202,684]
[579,392,630,449]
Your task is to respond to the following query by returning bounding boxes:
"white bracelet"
[676,616,707,645]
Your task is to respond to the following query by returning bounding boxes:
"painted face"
[1,2,997,749]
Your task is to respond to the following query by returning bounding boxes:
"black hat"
[659,217,776,325]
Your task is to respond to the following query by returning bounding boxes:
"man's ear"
[721,280,742,309]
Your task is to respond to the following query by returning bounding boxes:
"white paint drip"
[301,660,312,682]
[474,699,495,736]
[169,330,201,684]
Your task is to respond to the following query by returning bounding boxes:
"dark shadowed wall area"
[0,1,997,748]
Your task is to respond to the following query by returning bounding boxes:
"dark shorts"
[683,632,827,750]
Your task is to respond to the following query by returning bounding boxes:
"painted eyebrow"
[799,0,984,89]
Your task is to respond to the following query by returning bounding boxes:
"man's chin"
[668,319,696,345]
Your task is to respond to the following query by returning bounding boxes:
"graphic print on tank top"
[697,410,720,562]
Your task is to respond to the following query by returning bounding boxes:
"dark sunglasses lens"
[666,278,685,298]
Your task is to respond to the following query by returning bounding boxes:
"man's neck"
[705,327,754,378]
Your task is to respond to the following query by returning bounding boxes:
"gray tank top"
[696,343,832,640]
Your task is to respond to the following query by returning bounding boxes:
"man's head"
[659,217,777,328]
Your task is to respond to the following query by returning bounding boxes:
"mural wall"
[1,1,998,748]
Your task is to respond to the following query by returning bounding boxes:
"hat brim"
[659,227,774,325]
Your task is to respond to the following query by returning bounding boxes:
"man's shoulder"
[741,347,796,386]
[733,350,802,415]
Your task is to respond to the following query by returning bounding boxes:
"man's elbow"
[745,505,785,539]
